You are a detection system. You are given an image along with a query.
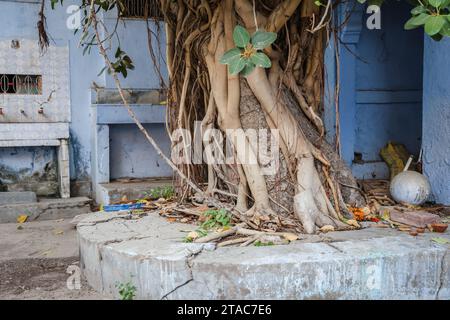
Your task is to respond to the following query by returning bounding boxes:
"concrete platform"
[0,191,37,205]
[0,197,92,223]
[96,178,173,205]
[77,212,449,300]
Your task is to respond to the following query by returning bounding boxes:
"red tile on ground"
[390,210,441,228]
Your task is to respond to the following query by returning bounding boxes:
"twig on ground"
[218,237,253,247]
[240,236,259,247]
[194,223,247,243]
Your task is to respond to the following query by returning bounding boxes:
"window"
[0,74,42,95]
[119,0,163,20]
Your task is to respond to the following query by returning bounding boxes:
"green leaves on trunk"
[220,48,242,65]
[233,26,251,48]
[229,57,247,75]
[220,26,277,77]
[250,52,272,68]
[251,31,278,50]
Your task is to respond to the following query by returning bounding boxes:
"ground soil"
[0,219,105,300]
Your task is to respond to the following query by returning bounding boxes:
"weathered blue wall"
[0,0,101,189]
[329,1,423,179]
[354,1,423,172]
[0,0,170,196]
[422,37,450,205]
[109,124,171,179]
[0,147,58,195]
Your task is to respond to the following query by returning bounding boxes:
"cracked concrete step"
[0,197,92,223]
[78,212,450,300]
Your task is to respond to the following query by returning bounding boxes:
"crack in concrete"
[77,214,132,227]
[78,211,156,228]
[435,250,447,299]
[326,243,344,253]
[160,278,194,300]
[33,210,43,221]
[159,246,206,300]
[98,249,105,294]
[101,234,154,247]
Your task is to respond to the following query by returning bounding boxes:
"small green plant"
[116,281,137,300]
[183,236,194,243]
[254,240,275,247]
[200,209,231,230]
[182,210,231,242]
[220,26,277,76]
[146,186,175,200]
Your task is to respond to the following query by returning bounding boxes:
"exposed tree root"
[86,0,367,236]
[156,0,367,234]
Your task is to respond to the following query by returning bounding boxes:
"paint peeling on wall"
[69,129,89,179]
[0,147,58,196]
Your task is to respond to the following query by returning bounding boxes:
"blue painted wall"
[355,1,423,161]
[109,124,171,179]
[0,146,58,195]
[1,1,448,203]
[0,0,170,195]
[422,37,450,205]
[331,1,423,179]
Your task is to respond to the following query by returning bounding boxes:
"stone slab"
[78,212,450,300]
[390,210,441,228]
[0,197,92,223]
[0,191,36,205]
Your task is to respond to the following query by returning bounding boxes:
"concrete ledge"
[0,123,69,140]
[0,191,36,205]
[94,105,166,125]
[352,161,389,180]
[92,88,166,105]
[0,197,92,223]
[78,212,449,300]
[96,178,173,205]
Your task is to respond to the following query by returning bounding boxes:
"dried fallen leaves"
[346,219,360,228]
[283,233,299,242]
[319,225,335,233]
[17,214,28,224]
[187,231,200,241]
[431,237,450,245]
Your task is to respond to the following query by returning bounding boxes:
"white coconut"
[390,171,431,205]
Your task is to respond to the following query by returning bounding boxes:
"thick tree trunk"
[159,0,365,234]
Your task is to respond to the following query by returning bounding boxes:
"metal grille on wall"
[119,0,163,19]
[0,39,70,123]
[0,74,42,95]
